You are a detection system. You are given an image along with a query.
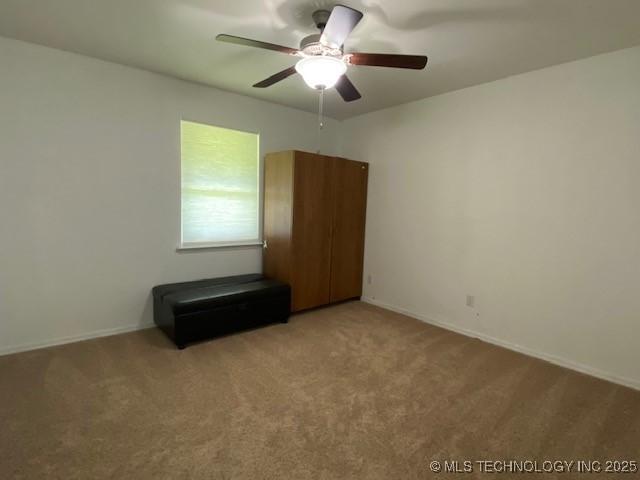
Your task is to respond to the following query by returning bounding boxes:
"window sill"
[176,242,263,252]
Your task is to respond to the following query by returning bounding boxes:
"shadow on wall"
[140,292,155,328]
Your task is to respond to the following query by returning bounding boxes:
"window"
[180,120,260,248]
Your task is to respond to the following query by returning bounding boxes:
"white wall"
[0,37,340,354]
[342,46,640,389]
[2,35,639,391]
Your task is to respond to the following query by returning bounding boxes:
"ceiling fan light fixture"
[295,56,346,90]
[217,5,428,102]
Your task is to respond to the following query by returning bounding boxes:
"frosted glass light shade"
[295,56,347,90]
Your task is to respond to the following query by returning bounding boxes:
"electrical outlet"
[367,274,373,285]
[466,295,475,308]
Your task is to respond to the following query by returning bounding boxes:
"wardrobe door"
[330,158,368,302]
[290,152,334,311]
[263,152,294,284]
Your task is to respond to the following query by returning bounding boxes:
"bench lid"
[162,279,290,315]
[153,274,264,300]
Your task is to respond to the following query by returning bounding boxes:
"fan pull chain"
[317,88,324,154]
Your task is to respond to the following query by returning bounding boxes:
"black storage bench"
[152,274,290,349]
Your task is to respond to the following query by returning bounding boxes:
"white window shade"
[180,121,260,247]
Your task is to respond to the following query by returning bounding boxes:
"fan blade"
[320,5,363,48]
[253,67,297,88]
[216,34,299,55]
[335,75,361,102]
[347,53,428,70]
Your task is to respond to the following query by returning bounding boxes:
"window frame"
[177,119,263,251]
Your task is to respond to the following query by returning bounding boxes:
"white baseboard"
[3,300,639,392]
[0,322,156,357]
[362,296,640,392]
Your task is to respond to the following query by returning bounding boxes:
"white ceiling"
[1,0,640,119]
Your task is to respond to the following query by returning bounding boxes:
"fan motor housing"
[299,34,342,57]
[299,9,345,58]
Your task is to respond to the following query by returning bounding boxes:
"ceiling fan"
[216,5,428,102]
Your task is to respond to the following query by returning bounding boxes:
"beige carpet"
[1,301,639,479]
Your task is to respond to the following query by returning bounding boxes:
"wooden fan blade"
[347,53,428,70]
[320,5,363,48]
[253,67,298,88]
[216,34,299,55]
[335,75,361,102]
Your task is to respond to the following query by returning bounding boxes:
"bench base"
[152,275,291,349]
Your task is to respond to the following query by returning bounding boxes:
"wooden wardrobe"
[263,150,368,312]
